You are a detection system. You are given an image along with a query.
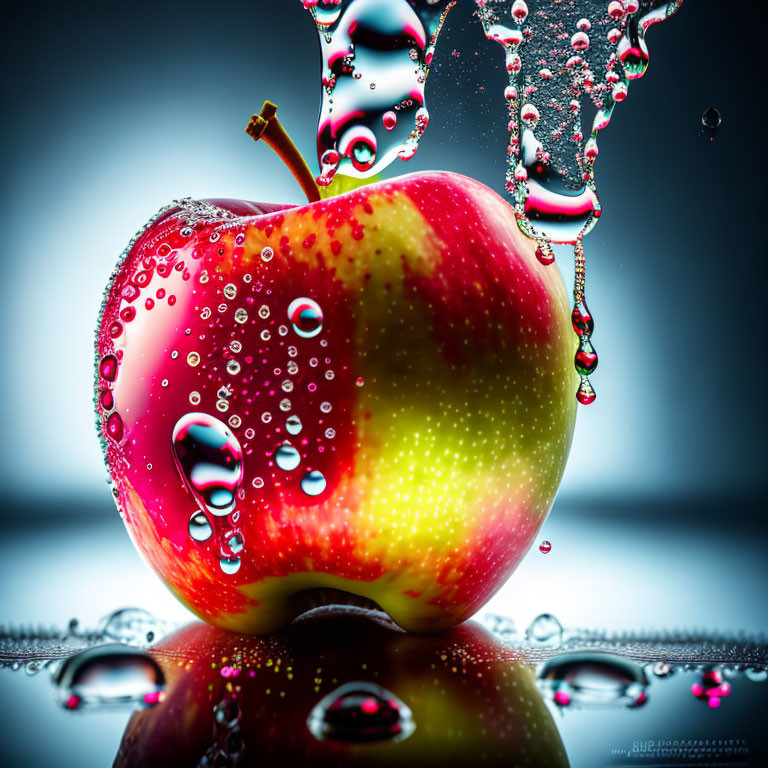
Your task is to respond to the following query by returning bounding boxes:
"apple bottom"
[123,482,544,635]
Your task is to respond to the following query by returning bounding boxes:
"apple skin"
[114,608,570,767]
[95,171,576,634]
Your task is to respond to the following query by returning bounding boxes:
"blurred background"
[0,0,766,636]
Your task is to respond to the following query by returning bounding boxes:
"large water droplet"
[538,652,649,708]
[307,682,415,743]
[172,413,244,517]
[53,644,165,710]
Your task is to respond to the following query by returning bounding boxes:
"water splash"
[302,0,456,184]
[475,0,684,404]
[307,681,415,743]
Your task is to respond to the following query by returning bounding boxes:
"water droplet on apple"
[189,511,213,542]
[274,444,301,471]
[286,415,303,435]
[234,308,248,324]
[106,412,124,442]
[260,247,274,262]
[99,355,118,382]
[226,360,241,375]
[307,682,415,743]
[219,556,241,575]
[172,413,244,517]
[301,470,327,496]
[223,283,237,300]
[288,298,323,338]
[526,613,563,646]
[53,644,165,710]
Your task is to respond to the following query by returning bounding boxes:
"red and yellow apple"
[95,114,576,633]
[114,608,570,767]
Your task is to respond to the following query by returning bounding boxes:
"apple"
[114,608,570,767]
[95,103,576,634]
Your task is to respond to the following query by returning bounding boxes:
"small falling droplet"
[539,540,552,554]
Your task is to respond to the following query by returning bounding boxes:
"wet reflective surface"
[2,498,767,766]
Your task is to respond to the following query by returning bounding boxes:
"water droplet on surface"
[99,608,165,644]
[106,412,124,442]
[286,415,303,435]
[220,556,241,575]
[275,444,301,471]
[234,308,248,324]
[538,652,649,709]
[189,511,213,542]
[301,470,327,496]
[99,355,118,382]
[287,297,323,338]
[260,247,274,262]
[526,613,563,646]
[172,413,244,517]
[307,682,415,743]
[54,644,165,710]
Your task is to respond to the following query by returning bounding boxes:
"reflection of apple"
[96,103,576,635]
[114,609,570,767]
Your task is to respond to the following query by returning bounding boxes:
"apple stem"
[246,101,321,204]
